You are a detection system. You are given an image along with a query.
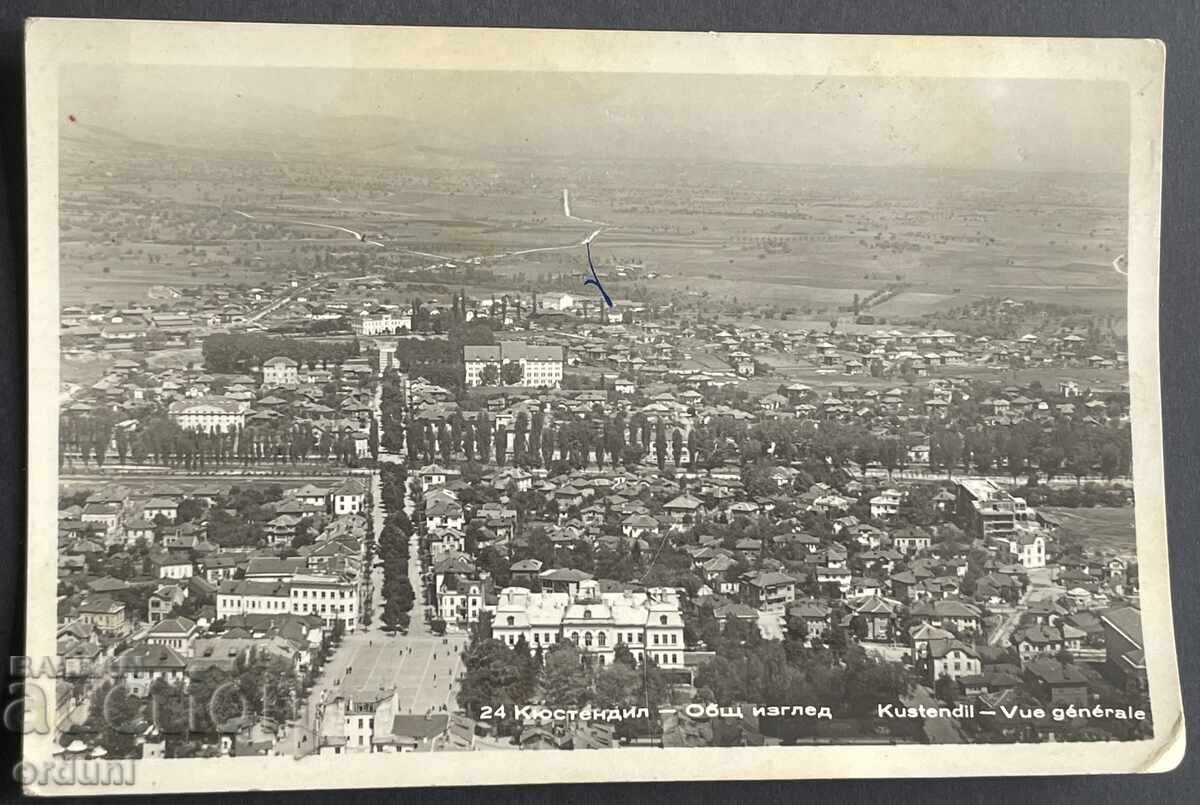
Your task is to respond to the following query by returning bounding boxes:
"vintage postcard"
[22,18,1181,795]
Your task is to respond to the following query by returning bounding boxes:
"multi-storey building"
[955,478,1030,539]
[869,488,903,519]
[993,531,1047,569]
[168,397,249,433]
[290,574,360,633]
[352,311,411,336]
[332,478,367,516]
[489,580,686,669]
[262,356,299,386]
[463,342,564,388]
[217,573,361,633]
[742,571,796,612]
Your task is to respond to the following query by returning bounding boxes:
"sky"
[61,65,1130,173]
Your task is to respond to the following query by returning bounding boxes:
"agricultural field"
[1042,505,1138,559]
[58,122,1128,324]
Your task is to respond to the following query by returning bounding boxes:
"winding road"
[230,186,611,270]
[231,208,386,247]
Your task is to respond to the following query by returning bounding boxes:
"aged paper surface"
[24,19,1180,794]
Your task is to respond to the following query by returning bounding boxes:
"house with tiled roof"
[77,597,129,636]
[621,513,659,540]
[1024,658,1090,707]
[926,638,981,684]
[849,596,900,641]
[742,571,795,612]
[115,642,188,696]
[787,600,831,641]
[662,493,704,524]
[1100,606,1146,692]
[1011,623,1065,667]
[146,616,200,656]
[332,478,367,515]
[910,599,983,634]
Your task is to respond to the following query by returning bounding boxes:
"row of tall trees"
[202,333,360,374]
[378,463,416,633]
[60,414,363,470]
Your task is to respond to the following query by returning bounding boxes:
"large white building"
[168,397,249,433]
[537,292,576,312]
[489,580,686,669]
[464,342,564,388]
[217,573,360,633]
[993,531,1047,569]
[290,574,361,632]
[262,356,299,386]
[353,310,412,336]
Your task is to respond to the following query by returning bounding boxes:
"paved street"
[902,684,965,744]
[322,632,466,714]
[988,569,1064,646]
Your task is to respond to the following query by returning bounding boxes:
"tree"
[500,362,523,386]
[593,660,640,711]
[1099,444,1121,480]
[1038,446,1065,481]
[1066,442,1098,486]
[539,643,590,708]
[935,673,959,704]
[654,420,667,472]
[479,364,500,386]
[494,427,507,466]
[514,411,529,464]
[671,429,683,467]
[381,598,406,633]
[1005,432,1029,479]
[458,638,518,719]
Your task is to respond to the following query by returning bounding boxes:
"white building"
[168,397,249,433]
[994,532,1047,569]
[352,311,412,336]
[869,488,903,519]
[332,478,367,515]
[217,574,360,633]
[489,580,686,669]
[145,617,200,656]
[114,643,188,697]
[319,688,395,754]
[290,574,360,632]
[262,356,299,386]
[464,342,564,388]
[538,292,576,312]
[216,580,292,618]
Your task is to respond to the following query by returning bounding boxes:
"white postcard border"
[24,19,1180,794]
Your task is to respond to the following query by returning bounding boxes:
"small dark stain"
[68,114,76,123]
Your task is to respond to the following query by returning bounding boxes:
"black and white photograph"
[21,20,1181,794]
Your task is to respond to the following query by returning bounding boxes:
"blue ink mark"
[583,241,614,308]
